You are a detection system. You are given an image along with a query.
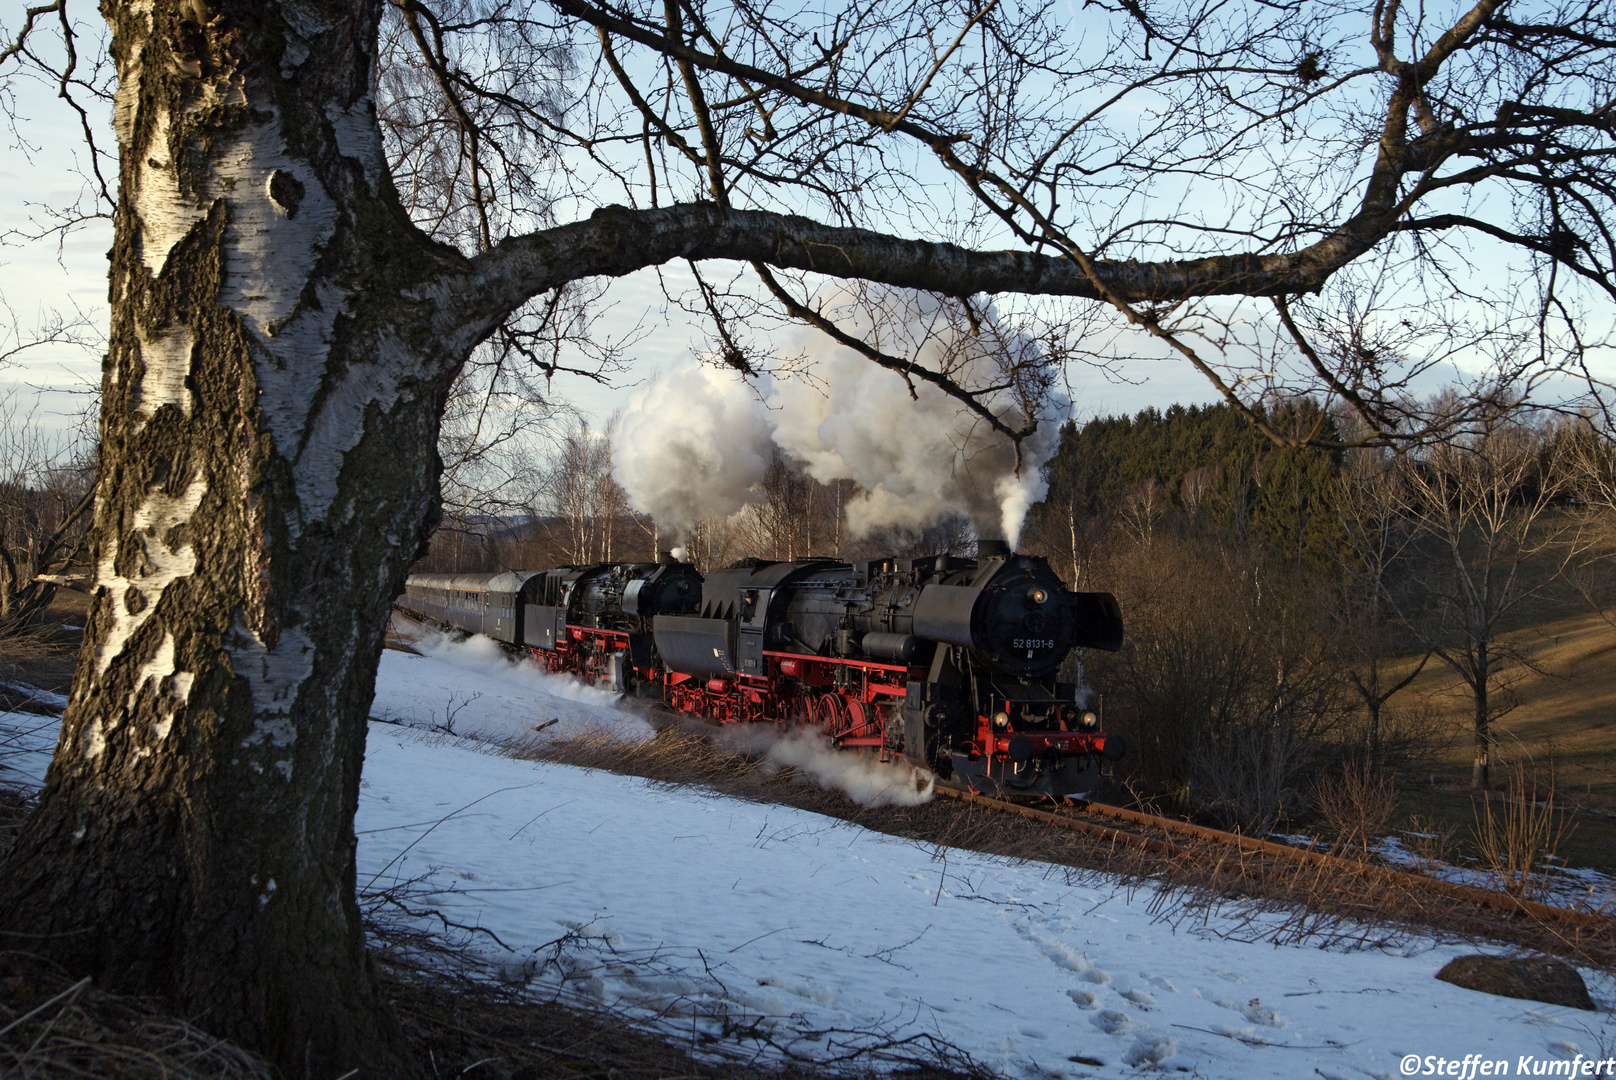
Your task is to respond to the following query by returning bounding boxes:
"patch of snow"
[1270,832,1325,849]
[1122,1031,1176,1067]
[1,682,69,710]
[0,710,61,787]
[1377,834,1616,914]
[375,622,650,746]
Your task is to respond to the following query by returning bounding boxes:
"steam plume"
[766,287,1065,544]
[609,365,775,540]
[717,726,935,807]
[610,286,1067,548]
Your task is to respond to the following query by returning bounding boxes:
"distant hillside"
[1403,610,1616,802]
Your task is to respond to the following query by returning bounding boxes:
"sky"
[4,4,1608,459]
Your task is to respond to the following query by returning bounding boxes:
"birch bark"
[0,0,460,1071]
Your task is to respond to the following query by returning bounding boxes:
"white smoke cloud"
[609,365,776,540]
[609,286,1069,548]
[766,287,1066,544]
[717,725,935,807]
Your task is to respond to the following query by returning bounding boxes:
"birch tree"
[0,0,1613,1072]
[539,418,628,562]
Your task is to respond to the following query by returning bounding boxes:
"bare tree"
[538,418,629,562]
[0,300,101,635]
[736,447,815,559]
[0,393,95,635]
[1331,443,1431,771]
[1404,414,1574,788]
[1561,419,1616,630]
[0,0,1613,1070]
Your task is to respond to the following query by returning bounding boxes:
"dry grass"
[0,634,74,704]
[1474,766,1579,901]
[1397,609,1616,804]
[0,953,275,1080]
[0,588,83,714]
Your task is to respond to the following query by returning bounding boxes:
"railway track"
[932,785,1616,935]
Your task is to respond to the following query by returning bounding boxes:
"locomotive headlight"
[1027,587,1049,605]
[992,711,1010,730]
[1080,710,1099,730]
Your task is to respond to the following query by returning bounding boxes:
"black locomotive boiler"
[397,543,1126,797]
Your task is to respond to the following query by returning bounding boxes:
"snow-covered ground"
[371,624,649,745]
[3,634,1613,1079]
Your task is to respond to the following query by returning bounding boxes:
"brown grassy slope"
[1381,609,1616,876]
[1399,609,1616,799]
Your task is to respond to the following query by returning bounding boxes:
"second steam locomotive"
[397,542,1126,797]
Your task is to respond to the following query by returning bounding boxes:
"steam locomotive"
[395,542,1126,797]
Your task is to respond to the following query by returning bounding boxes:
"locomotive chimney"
[658,548,676,565]
[977,538,1012,558]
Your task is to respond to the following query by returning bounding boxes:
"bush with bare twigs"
[1311,764,1398,860]
[1474,766,1579,902]
[1398,816,1459,876]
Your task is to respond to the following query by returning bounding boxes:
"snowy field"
[1,632,1612,1079]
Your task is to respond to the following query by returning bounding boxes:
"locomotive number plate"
[1013,638,1055,650]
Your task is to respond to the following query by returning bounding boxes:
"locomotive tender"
[396,542,1126,797]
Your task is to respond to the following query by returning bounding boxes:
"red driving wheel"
[842,696,868,738]
[820,694,853,741]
